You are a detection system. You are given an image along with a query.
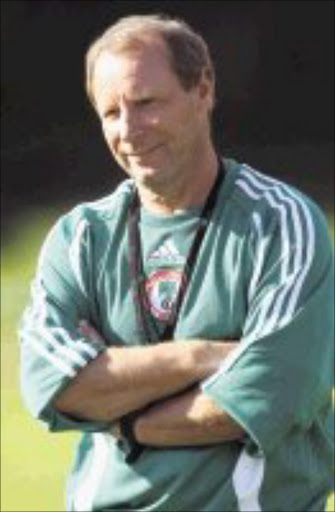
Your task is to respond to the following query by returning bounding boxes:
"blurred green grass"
[1,206,79,512]
[1,206,334,512]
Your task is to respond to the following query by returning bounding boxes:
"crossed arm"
[133,385,244,446]
[53,324,244,446]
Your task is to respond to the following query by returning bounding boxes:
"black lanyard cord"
[128,159,225,344]
[162,162,224,340]
[122,159,225,464]
[127,200,153,344]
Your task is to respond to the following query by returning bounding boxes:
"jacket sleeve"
[202,197,334,455]
[19,209,111,432]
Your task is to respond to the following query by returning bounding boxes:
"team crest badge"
[145,268,184,321]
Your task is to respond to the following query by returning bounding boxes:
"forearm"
[133,386,245,446]
[53,338,238,422]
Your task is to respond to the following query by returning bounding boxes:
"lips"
[124,143,163,157]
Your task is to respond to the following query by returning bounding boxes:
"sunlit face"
[91,36,214,190]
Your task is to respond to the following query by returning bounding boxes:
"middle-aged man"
[20,14,334,512]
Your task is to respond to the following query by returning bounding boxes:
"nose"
[118,103,141,142]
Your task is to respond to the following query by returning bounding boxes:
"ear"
[198,69,215,112]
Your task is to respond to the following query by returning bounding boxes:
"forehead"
[92,38,182,103]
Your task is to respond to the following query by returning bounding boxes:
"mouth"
[125,144,163,158]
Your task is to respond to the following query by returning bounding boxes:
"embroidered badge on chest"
[145,268,184,322]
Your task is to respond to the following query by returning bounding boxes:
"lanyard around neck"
[127,159,225,344]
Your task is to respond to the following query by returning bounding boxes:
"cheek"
[101,123,117,152]
[172,110,199,146]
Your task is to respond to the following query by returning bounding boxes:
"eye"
[137,98,153,107]
[104,107,119,119]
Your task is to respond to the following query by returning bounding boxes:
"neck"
[136,147,219,215]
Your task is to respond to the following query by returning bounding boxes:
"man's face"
[92,37,214,189]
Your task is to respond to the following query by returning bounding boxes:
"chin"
[131,164,167,185]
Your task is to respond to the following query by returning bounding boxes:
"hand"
[78,319,105,345]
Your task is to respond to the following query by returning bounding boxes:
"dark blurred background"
[1,0,334,240]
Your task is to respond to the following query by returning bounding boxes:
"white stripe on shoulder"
[68,219,89,297]
[248,212,266,301]
[23,280,96,372]
[233,447,265,511]
[237,173,291,281]
[20,331,76,377]
[73,433,110,511]
[237,165,314,336]
[200,165,317,383]
[241,165,315,329]
[237,173,291,337]
[241,166,304,278]
[33,325,87,366]
[49,327,100,360]
[281,197,315,323]
[75,339,100,359]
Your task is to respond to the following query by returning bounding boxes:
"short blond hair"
[85,14,215,108]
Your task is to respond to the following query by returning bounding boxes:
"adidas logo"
[148,239,185,265]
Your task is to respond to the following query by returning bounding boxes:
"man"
[20,14,334,512]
